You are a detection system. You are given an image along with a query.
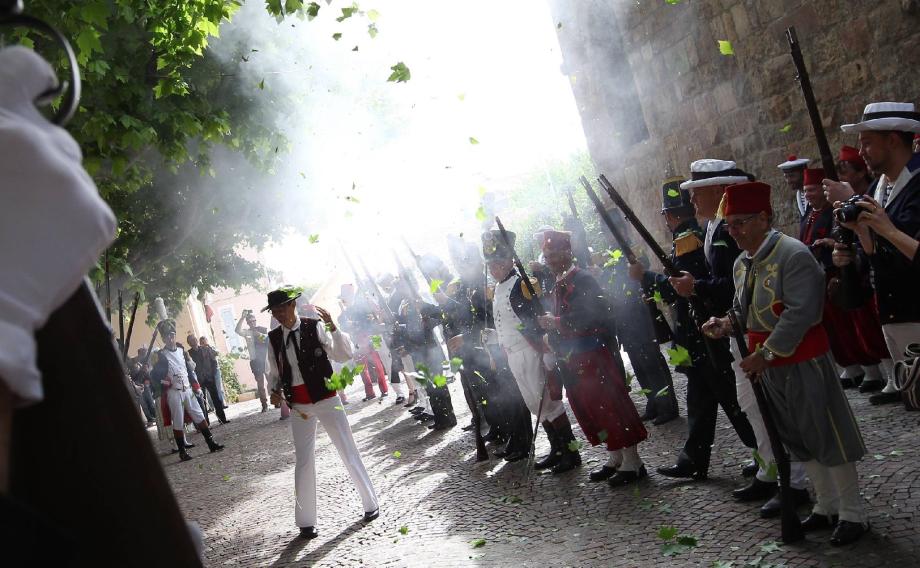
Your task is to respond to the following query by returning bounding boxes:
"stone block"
[730,3,752,38]
[713,81,739,114]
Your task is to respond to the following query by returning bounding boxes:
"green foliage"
[718,40,735,56]
[217,354,242,403]
[387,61,411,83]
[657,525,698,557]
[666,344,692,367]
[325,364,365,391]
[371,334,383,349]
[429,279,444,294]
[470,539,486,548]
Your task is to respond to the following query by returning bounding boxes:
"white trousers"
[804,460,866,524]
[881,322,920,392]
[731,343,807,488]
[167,387,205,428]
[505,344,565,422]
[290,395,378,528]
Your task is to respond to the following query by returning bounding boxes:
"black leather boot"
[201,427,224,453]
[550,422,582,474]
[534,421,560,470]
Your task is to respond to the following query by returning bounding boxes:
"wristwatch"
[759,346,776,362]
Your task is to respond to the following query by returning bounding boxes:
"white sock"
[840,365,862,379]
[863,364,883,382]
[605,450,623,468]
[619,445,642,472]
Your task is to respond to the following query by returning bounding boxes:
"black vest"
[268,318,334,404]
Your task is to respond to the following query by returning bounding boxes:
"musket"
[598,174,723,370]
[726,309,805,544]
[123,291,140,359]
[401,236,434,290]
[391,250,422,303]
[494,216,543,473]
[357,256,396,326]
[565,187,579,220]
[786,26,837,181]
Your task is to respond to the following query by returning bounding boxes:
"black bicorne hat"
[660,177,693,213]
[481,229,515,261]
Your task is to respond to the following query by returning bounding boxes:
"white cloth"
[505,347,565,422]
[703,219,719,263]
[874,167,920,210]
[0,47,116,405]
[805,460,866,524]
[167,387,206,427]
[267,321,354,392]
[290,395,378,528]
[492,276,530,352]
[161,348,192,390]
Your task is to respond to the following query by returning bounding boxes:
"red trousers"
[358,350,388,398]
[823,294,890,367]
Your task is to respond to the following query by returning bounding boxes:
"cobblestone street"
[160,360,920,567]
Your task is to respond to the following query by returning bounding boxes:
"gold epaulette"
[674,232,703,257]
[446,278,462,297]
[486,285,495,301]
[521,277,541,299]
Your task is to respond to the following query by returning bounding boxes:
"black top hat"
[158,319,177,336]
[262,286,303,312]
[481,229,515,261]
[660,177,693,213]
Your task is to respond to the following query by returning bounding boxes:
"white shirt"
[703,218,720,263]
[160,348,191,390]
[874,166,920,209]
[0,47,116,406]
[493,275,530,353]
[268,320,354,392]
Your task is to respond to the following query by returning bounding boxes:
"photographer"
[833,102,920,404]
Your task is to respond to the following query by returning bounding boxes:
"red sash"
[747,325,829,367]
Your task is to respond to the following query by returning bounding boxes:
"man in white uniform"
[264,286,379,539]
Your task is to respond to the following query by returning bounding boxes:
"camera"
[835,194,869,224]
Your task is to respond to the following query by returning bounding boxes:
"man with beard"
[777,155,810,219]
[540,230,649,487]
[482,230,582,472]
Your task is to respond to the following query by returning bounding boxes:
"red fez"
[838,145,866,171]
[802,168,825,187]
[723,182,772,217]
[541,230,572,253]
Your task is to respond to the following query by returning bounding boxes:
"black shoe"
[219,419,231,424]
[551,451,581,474]
[461,422,476,431]
[207,439,225,453]
[760,487,811,518]
[608,465,648,488]
[801,512,838,532]
[830,520,867,546]
[503,450,527,463]
[534,451,561,470]
[381,392,389,397]
[493,446,510,458]
[184,442,196,449]
[179,450,193,462]
[412,411,427,420]
[652,413,678,426]
[732,478,777,502]
[858,379,884,393]
[409,406,424,414]
[589,465,619,482]
[261,406,268,413]
[741,461,758,478]
[394,396,405,405]
[362,395,376,402]
[638,408,656,422]
[657,462,707,480]
[869,391,901,405]
[223,405,230,409]
[299,527,319,539]
[431,421,455,431]
[363,508,380,522]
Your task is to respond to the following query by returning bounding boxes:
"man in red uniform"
[537,231,649,487]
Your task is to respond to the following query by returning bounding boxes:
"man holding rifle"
[703,181,867,546]
[629,178,756,481]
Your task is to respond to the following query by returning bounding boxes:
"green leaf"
[432,374,448,388]
[222,475,230,481]
[712,562,734,568]
[718,40,735,56]
[430,279,444,294]
[666,0,682,4]
[873,454,885,460]
[393,450,402,458]
[75,28,103,63]
[779,124,792,133]
[336,6,358,22]
[308,234,320,244]
[567,439,583,452]
[371,335,383,349]
[367,9,380,21]
[604,248,624,268]
[657,526,678,541]
[890,449,903,456]
[306,2,320,19]
[658,503,672,514]
[450,357,463,372]
[652,290,664,304]
[399,525,409,535]
[759,541,782,554]
[676,536,698,547]
[345,195,360,203]
[470,538,486,548]
[469,137,479,145]
[258,78,265,90]
[636,388,652,396]
[661,543,684,556]
[387,61,411,83]
[332,32,343,41]
[499,495,524,504]
[457,93,466,101]
[666,345,692,367]
[475,206,487,223]
[597,429,608,442]
[655,385,670,398]
[334,405,344,410]
[667,188,680,198]
[368,23,378,38]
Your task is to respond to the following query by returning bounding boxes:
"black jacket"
[694,219,742,316]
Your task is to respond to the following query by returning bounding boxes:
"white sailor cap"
[679,159,751,190]
[777,155,810,171]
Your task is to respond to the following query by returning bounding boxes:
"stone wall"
[548,0,920,241]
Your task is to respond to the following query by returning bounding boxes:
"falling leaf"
[430,279,444,294]
[597,429,608,442]
[387,61,411,83]
[759,541,782,554]
[890,449,903,456]
[470,539,486,548]
[334,405,344,410]
[652,290,664,304]
[368,23,378,38]
[432,374,447,388]
[309,234,320,244]
[711,562,733,568]
[222,475,231,481]
[475,206,487,223]
[399,525,408,535]
[457,93,466,101]
[666,345,692,367]
[873,454,885,460]
[367,8,380,21]
[335,6,357,22]
[352,45,359,51]
[658,503,673,514]
[655,386,670,398]
[345,195,360,203]
[258,78,265,90]
[392,450,402,458]
[569,74,577,85]
[450,357,463,372]
[718,40,734,56]
[666,0,682,4]
[567,439,583,452]
[469,137,479,145]
[779,124,792,133]
[332,32,342,41]
[299,172,306,178]
[306,2,320,19]
[657,526,678,541]
[371,335,383,349]
[667,188,680,198]
[676,536,698,547]
[637,388,652,396]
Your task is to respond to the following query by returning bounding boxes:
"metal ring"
[0,12,81,125]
